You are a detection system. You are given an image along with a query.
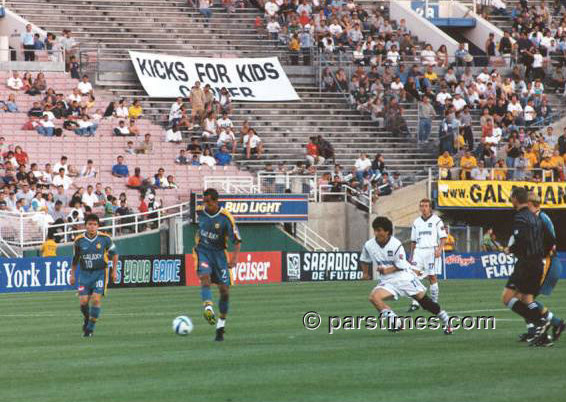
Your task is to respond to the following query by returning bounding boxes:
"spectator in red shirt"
[127,167,143,189]
[14,146,29,166]
[306,136,324,166]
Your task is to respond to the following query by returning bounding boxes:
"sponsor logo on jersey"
[200,262,209,268]
[387,250,393,256]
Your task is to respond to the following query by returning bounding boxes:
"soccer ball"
[173,316,194,335]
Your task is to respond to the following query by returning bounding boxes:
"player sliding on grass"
[69,214,118,337]
[194,188,241,342]
[360,217,453,334]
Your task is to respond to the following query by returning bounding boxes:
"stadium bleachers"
[0,71,252,210]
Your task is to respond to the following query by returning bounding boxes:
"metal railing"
[257,173,318,201]
[431,166,563,182]
[318,184,373,214]
[0,48,66,71]
[0,201,192,251]
[293,222,338,252]
[204,176,257,194]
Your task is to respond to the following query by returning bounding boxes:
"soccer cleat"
[215,327,225,342]
[83,330,93,338]
[552,320,565,341]
[529,320,552,345]
[444,326,454,335]
[407,304,420,313]
[518,333,530,342]
[203,306,216,326]
[533,334,554,347]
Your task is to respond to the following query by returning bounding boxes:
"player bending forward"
[361,217,453,334]
[194,188,241,342]
[408,198,447,312]
[70,214,118,337]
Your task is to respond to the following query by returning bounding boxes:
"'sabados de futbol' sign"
[194,194,308,222]
[129,51,300,101]
[437,180,566,209]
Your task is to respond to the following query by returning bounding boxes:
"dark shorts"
[506,257,544,296]
[194,247,231,286]
[78,269,107,296]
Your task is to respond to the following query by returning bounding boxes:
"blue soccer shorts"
[78,269,107,296]
[194,247,231,286]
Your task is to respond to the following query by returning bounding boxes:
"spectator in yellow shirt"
[424,65,438,84]
[289,34,300,65]
[444,228,456,252]
[524,146,539,169]
[40,232,57,257]
[492,159,507,181]
[437,150,454,179]
[550,149,565,181]
[128,99,143,120]
[533,137,551,161]
[459,150,477,180]
[540,155,554,181]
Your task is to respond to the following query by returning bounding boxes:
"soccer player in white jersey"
[408,198,447,312]
[360,217,453,334]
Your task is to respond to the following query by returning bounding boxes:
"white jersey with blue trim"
[411,214,447,249]
[360,236,415,282]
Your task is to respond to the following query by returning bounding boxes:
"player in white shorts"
[360,216,453,334]
[408,198,447,312]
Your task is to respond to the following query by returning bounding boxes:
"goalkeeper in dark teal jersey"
[70,214,118,337]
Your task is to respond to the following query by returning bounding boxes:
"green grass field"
[1,280,564,402]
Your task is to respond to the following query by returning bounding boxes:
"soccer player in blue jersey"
[69,214,118,337]
[194,188,241,341]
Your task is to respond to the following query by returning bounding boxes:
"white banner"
[129,51,300,101]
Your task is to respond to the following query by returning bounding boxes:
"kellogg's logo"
[445,254,476,267]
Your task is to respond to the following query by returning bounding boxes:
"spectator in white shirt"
[242,128,264,159]
[200,148,217,168]
[471,161,490,180]
[80,159,97,178]
[264,0,279,18]
[67,88,82,103]
[267,18,281,41]
[452,93,467,112]
[52,168,73,190]
[524,99,537,126]
[7,72,24,91]
[81,185,99,208]
[169,97,183,124]
[115,99,129,119]
[77,75,93,96]
[53,156,69,175]
[165,125,183,144]
[354,153,372,182]
[113,120,132,136]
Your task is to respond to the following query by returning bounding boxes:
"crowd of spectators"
[159,82,270,169]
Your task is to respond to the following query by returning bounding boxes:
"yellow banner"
[437,180,566,209]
